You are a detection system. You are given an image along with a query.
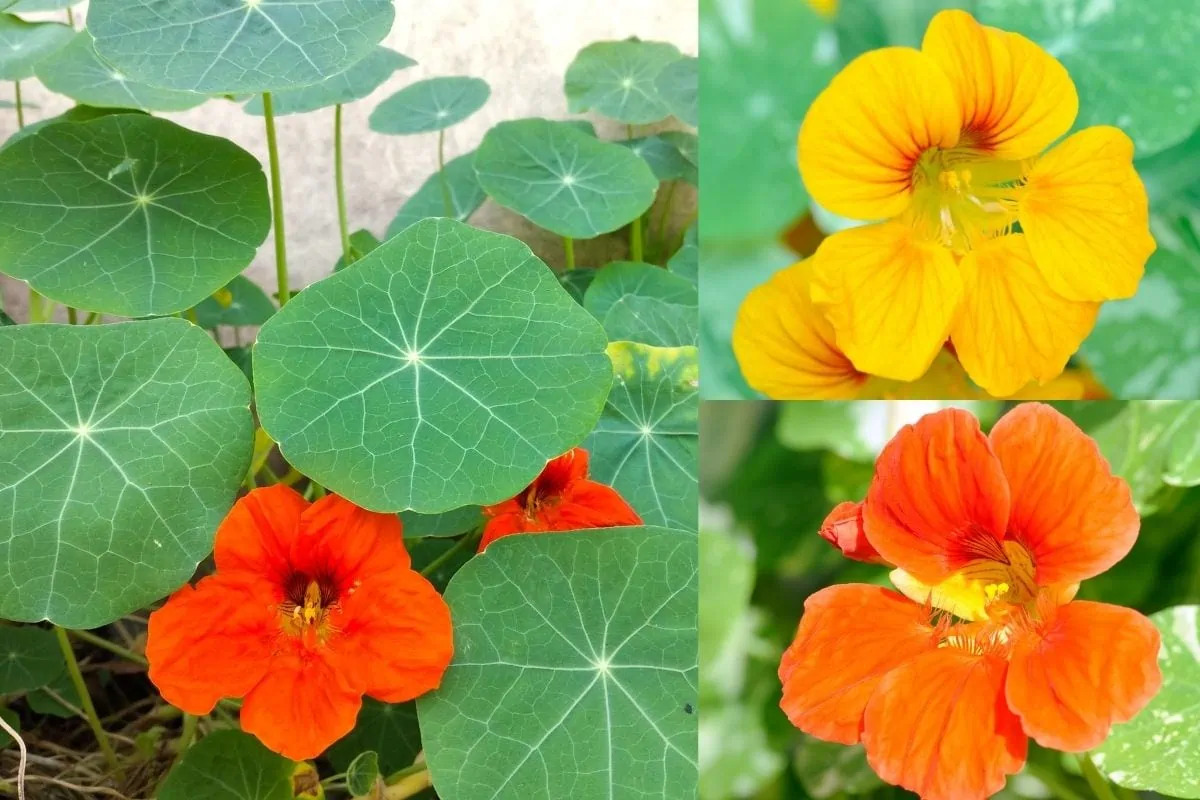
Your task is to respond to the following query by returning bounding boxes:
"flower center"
[891,539,1039,622]
[906,147,1027,253]
[279,573,339,644]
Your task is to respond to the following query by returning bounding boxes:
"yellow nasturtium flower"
[786,9,1154,396]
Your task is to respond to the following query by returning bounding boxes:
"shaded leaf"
[0,625,64,692]
[192,275,276,328]
[333,228,383,271]
[369,76,490,135]
[584,261,698,347]
[326,700,421,777]
[385,151,485,239]
[0,14,72,80]
[159,729,292,800]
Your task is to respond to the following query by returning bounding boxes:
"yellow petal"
[889,569,991,622]
[1020,126,1156,301]
[951,234,1099,397]
[799,47,960,221]
[811,223,963,382]
[732,260,866,399]
[922,9,1077,160]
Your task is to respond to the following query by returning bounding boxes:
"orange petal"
[1019,126,1155,302]
[239,651,363,761]
[479,511,534,551]
[989,403,1138,586]
[799,47,960,220]
[324,566,455,703]
[539,447,591,489]
[549,480,642,528]
[146,574,277,715]
[818,502,886,564]
[732,260,868,399]
[811,223,963,382]
[1006,600,1162,752]
[863,408,1010,583]
[922,10,1077,159]
[863,648,1027,800]
[951,234,1100,397]
[213,485,309,584]
[779,584,938,744]
[296,493,410,582]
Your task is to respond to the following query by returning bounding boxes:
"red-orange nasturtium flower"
[479,447,642,551]
[781,404,1162,800]
[147,486,453,760]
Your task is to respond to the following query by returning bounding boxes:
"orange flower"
[147,486,453,760]
[779,404,1162,800]
[479,448,642,551]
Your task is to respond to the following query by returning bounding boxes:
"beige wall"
[1,0,697,320]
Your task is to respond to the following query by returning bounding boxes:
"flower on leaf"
[146,486,453,761]
[780,404,1162,800]
[479,447,642,551]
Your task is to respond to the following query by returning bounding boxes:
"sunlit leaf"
[0,14,72,80]
[159,729,293,800]
[584,261,698,348]
[564,38,682,124]
[0,625,64,692]
[656,55,697,127]
[0,105,142,153]
[385,151,486,239]
[244,46,415,116]
[369,76,490,134]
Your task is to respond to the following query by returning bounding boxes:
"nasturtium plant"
[0,3,696,798]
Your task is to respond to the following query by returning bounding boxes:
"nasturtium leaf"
[584,262,699,348]
[192,275,277,329]
[0,625,64,692]
[0,708,18,749]
[26,669,81,718]
[0,319,253,628]
[34,32,207,113]
[346,750,381,796]
[400,505,482,539]
[0,105,142,153]
[0,14,72,80]
[564,38,683,124]
[586,342,699,530]
[409,536,474,591]
[333,228,383,271]
[0,309,13,326]
[1082,249,1200,399]
[326,699,422,775]
[369,76,491,135]
[1090,401,1200,515]
[475,118,658,239]
[560,268,597,305]
[0,114,270,317]
[223,346,254,383]
[243,46,416,116]
[159,729,293,800]
[668,223,698,285]
[620,134,697,183]
[385,151,486,239]
[978,0,1200,156]
[254,218,612,514]
[417,526,698,800]
[88,0,395,95]
[1095,605,1200,798]
[5,0,82,10]
[655,55,697,127]
[659,130,697,168]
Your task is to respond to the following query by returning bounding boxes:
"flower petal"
[863,408,1010,583]
[818,501,885,564]
[146,574,277,715]
[1006,600,1162,751]
[239,651,363,761]
[951,234,1099,397]
[1020,126,1155,301]
[779,584,938,744]
[799,47,960,220]
[989,403,1138,585]
[863,648,1027,800]
[922,10,1077,159]
[213,485,308,584]
[812,223,963,382]
[733,260,868,399]
[296,493,411,584]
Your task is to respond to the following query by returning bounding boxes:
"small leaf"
[0,14,72,81]
[400,505,483,539]
[655,55,697,127]
[346,750,381,796]
[584,261,698,347]
[369,76,490,135]
[333,228,384,272]
[619,134,697,183]
[385,151,486,239]
[560,268,597,305]
[564,38,683,124]
[244,46,416,116]
[193,276,277,328]
[159,729,293,800]
[326,699,422,776]
[26,670,81,718]
[0,625,65,693]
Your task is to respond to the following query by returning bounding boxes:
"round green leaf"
[34,32,207,113]
[0,625,64,692]
[87,0,395,94]
[0,318,254,628]
[1,105,142,154]
[399,505,482,539]
[26,670,81,718]
[620,134,697,183]
[668,223,697,286]
[586,342,699,530]
[475,118,658,239]
[346,751,381,796]
[1095,605,1200,798]
[584,262,698,348]
[385,151,486,239]
[564,38,683,124]
[254,217,612,514]
[417,526,698,800]
[978,0,1200,156]
[655,55,697,127]
[192,275,277,329]
[369,76,490,135]
[243,46,416,116]
[326,699,422,775]
[0,114,271,317]
[0,14,72,80]
[159,729,293,800]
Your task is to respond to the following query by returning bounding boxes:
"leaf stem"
[563,237,575,269]
[53,627,122,777]
[66,306,78,324]
[653,181,679,263]
[84,311,99,325]
[13,80,24,129]
[419,528,483,577]
[334,104,351,264]
[261,92,290,306]
[70,627,148,667]
[625,124,644,261]
[438,128,452,218]
[1076,753,1120,800]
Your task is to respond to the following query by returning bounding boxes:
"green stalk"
[438,128,452,218]
[66,307,78,325]
[261,93,290,306]
[1076,754,1120,800]
[420,528,483,577]
[625,124,644,261]
[563,237,575,269]
[653,181,679,263]
[13,80,24,129]
[334,104,351,263]
[53,627,122,777]
[70,628,147,667]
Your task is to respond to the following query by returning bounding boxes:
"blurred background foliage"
[698,400,1200,800]
[699,0,1200,399]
